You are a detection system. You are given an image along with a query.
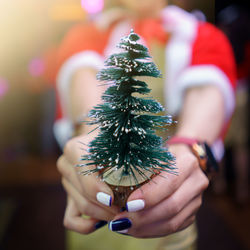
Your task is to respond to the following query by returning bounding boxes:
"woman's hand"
[108,144,209,238]
[57,134,119,234]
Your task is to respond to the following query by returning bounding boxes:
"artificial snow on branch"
[78,30,176,204]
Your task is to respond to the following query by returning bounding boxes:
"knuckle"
[79,204,94,218]
[66,167,75,180]
[193,195,203,212]
[63,213,94,235]
[191,197,203,216]
[198,195,202,207]
[78,202,97,219]
[198,173,209,191]
[169,196,181,215]
[129,224,144,238]
[180,153,198,169]
[197,197,202,208]
[188,154,199,170]
[78,203,87,215]
[80,178,97,196]
[78,225,94,235]
[177,153,199,176]
[56,156,75,180]
[63,139,73,155]
[168,176,179,191]
[169,220,180,233]
[56,156,64,173]
[81,229,93,235]
[190,215,196,224]
[181,218,194,231]
[132,229,145,239]
[63,215,72,229]
[202,175,209,189]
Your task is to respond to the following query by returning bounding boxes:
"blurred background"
[0,0,249,249]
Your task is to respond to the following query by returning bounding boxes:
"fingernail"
[108,218,132,232]
[96,192,112,207]
[117,229,129,234]
[126,199,145,212]
[95,220,107,230]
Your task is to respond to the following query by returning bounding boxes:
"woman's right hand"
[57,134,119,234]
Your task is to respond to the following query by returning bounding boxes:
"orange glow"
[49,3,87,21]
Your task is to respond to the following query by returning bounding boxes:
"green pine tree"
[79,30,176,188]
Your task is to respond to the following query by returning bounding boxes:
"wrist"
[167,136,219,179]
[168,143,192,155]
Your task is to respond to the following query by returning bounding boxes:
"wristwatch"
[167,137,219,178]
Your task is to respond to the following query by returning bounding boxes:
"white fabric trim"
[104,20,132,58]
[171,65,235,161]
[162,6,198,116]
[56,51,104,119]
[176,65,235,120]
[55,51,104,146]
[212,139,224,161]
[162,6,231,160]
[161,5,198,41]
[53,118,73,149]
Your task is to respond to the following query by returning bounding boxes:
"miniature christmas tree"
[79,30,176,207]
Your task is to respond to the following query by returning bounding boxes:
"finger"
[58,155,114,208]
[124,168,208,225]
[143,197,199,238]
[63,135,90,165]
[121,195,200,238]
[178,215,196,232]
[63,198,100,234]
[76,166,115,208]
[57,155,83,192]
[57,138,115,208]
[62,178,118,220]
[127,152,200,211]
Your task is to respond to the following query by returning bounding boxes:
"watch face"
[193,143,206,158]
[204,142,219,173]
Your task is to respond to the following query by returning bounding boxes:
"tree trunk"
[103,168,152,208]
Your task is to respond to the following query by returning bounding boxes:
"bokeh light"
[0,77,9,98]
[28,58,45,77]
[81,0,104,14]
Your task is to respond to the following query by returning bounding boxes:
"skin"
[57,0,225,238]
[57,75,224,237]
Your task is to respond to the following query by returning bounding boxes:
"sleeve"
[173,22,237,161]
[162,13,237,161]
[176,22,237,121]
[56,23,108,118]
[54,23,109,147]
[42,47,58,86]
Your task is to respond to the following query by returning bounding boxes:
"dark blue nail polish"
[120,206,126,212]
[95,220,108,230]
[108,218,132,231]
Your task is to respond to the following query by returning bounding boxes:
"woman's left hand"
[108,144,209,238]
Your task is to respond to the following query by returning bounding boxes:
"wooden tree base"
[107,184,136,208]
[103,168,153,208]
